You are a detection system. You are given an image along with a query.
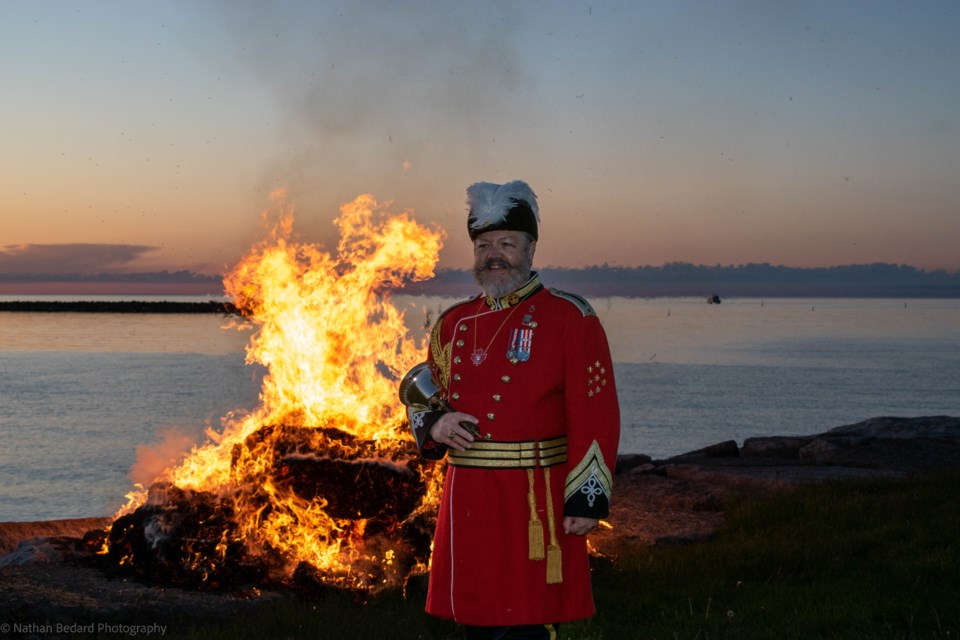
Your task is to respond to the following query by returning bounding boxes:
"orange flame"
[117,191,445,590]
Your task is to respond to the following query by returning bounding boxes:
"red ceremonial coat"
[407,274,621,626]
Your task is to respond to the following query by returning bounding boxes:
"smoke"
[144,512,180,550]
[213,1,528,134]
[201,1,538,203]
[130,427,199,487]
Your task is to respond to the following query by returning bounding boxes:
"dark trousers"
[464,623,559,640]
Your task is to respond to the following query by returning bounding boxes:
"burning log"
[105,483,268,589]
[276,456,424,520]
[104,424,436,591]
[244,425,427,520]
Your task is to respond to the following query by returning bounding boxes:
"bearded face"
[472,230,537,299]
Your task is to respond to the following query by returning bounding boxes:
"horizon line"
[1,259,958,282]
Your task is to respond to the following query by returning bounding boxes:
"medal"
[507,329,519,360]
[518,329,533,362]
[507,328,534,363]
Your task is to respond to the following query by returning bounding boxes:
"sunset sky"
[2,0,959,283]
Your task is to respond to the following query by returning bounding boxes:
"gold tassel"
[546,542,562,585]
[543,467,563,584]
[529,521,545,561]
[526,469,545,560]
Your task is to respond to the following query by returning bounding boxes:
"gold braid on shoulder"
[429,319,451,389]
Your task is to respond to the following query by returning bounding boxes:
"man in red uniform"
[403,180,620,640]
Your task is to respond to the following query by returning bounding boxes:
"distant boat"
[707,294,722,304]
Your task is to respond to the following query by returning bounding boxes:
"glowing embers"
[105,425,435,591]
[104,483,260,589]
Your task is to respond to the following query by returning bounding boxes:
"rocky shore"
[591,415,960,555]
[2,415,957,626]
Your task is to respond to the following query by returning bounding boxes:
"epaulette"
[548,288,596,317]
[438,296,478,319]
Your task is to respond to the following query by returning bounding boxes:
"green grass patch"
[169,471,960,639]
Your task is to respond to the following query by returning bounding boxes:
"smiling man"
[403,180,621,640]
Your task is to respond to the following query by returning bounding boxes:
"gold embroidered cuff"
[564,440,613,503]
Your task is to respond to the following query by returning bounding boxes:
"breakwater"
[0,301,239,314]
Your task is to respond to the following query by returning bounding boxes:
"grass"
[167,470,960,639]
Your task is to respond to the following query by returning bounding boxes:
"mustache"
[480,258,513,271]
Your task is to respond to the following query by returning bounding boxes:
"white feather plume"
[466,180,539,230]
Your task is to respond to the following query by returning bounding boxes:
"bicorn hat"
[466,180,540,241]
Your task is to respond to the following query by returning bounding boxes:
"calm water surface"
[1,296,958,521]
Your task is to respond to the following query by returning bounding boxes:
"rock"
[665,461,906,491]
[826,415,960,440]
[0,517,111,557]
[812,416,960,472]
[599,415,959,555]
[624,462,657,475]
[740,436,813,459]
[669,439,740,460]
[0,536,83,567]
[615,453,652,474]
[798,437,842,462]
[809,436,960,472]
[735,416,960,470]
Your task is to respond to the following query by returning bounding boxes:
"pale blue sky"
[2,0,958,276]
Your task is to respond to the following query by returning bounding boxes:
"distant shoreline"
[1,295,959,315]
[3,262,959,300]
[0,300,240,314]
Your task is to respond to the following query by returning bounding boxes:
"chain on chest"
[452,303,539,368]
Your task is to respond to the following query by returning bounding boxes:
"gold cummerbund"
[447,436,567,469]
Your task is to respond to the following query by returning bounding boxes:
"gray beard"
[474,266,531,299]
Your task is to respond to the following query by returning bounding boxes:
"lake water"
[1,295,958,522]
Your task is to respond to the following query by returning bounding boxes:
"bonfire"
[100,191,445,592]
